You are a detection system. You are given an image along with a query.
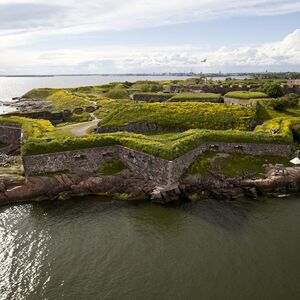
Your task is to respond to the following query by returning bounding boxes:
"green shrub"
[254,117,293,143]
[270,94,299,111]
[131,81,164,93]
[94,98,133,119]
[105,88,129,99]
[261,82,283,98]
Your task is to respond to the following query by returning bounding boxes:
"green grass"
[32,170,70,177]
[4,80,298,161]
[22,127,292,159]
[100,102,256,131]
[130,80,164,92]
[186,153,292,178]
[185,151,217,177]
[94,98,133,119]
[170,93,221,100]
[22,88,58,100]
[96,160,127,175]
[225,91,269,99]
[257,102,300,121]
[214,153,292,178]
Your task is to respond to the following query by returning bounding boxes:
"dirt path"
[58,113,100,136]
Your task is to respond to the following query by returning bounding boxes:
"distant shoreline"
[0,73,250,78]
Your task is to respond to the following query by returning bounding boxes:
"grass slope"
[100,102,256,131]
[186,152,292,178]
[170,93,221,100]
[225,91,268,99]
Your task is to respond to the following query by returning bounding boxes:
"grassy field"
[1,110,292,159]
[225,91,268,99]
[170,93,222,101]
[186,152,292,178]
[22,83,130,111]
[21,127,292,159]
[100,102,256,131]
[94,98,133,119]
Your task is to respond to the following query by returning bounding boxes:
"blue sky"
[0,0,299,74]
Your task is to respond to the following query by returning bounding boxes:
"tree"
[261,82,283,98]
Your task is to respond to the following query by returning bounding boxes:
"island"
[1,77,300,205]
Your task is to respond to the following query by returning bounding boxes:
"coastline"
[1,165,299,207]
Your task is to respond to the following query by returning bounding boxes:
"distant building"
[287,80,300,87]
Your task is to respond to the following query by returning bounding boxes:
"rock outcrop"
[1,165,300,207]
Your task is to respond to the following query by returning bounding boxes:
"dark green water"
[1,196,300,300]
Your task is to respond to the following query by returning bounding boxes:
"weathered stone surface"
[23,146,119,176]
[1,99,53,112]
[168,98,223,103]
[85,106,97,113]
[0,170,154,206]
[0,122,21,145]
[23,143,292,187]
[2,164,300,206]
[132,93,172,102]
[95,122,187,134]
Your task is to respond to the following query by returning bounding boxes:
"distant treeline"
[257,72,300,80]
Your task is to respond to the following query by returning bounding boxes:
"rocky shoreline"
[1,165,300,207]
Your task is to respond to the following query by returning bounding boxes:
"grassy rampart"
[225,91,268,99]
[100,102,256,131]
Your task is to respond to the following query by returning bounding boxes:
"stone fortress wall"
[0,122,22,145]
[95,122,187,134]
[23,142,292,187]
[169,84,300,95]
[5,105,97,125]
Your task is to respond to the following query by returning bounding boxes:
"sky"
[0,0,300,74]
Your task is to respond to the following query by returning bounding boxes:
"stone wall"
[23,147,119,175]
[6,111,72,125]
[169,142,292,183]
[94,122,187,134]
[6,106,97,125]
[0,122,22,145]
[23,145,171,185]
[23,142,292,187]
[168,98,223,103]
[118,147,172,186]
[169,84,251,95]
[132,93,173,102]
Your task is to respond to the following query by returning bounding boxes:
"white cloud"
[0,0,300,49]
[0,29,299,74]
[0,0,299,73]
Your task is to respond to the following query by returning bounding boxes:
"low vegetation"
[21,126,292,160]
[130,80,165,93]
[225,91,268,99]
[186,152,292,178]
[3,78,298,164]
[170,93,222,101]
[96,160,127,176]
[94,98,133,119]
[100,102,256,131]
[261,81,283,98]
